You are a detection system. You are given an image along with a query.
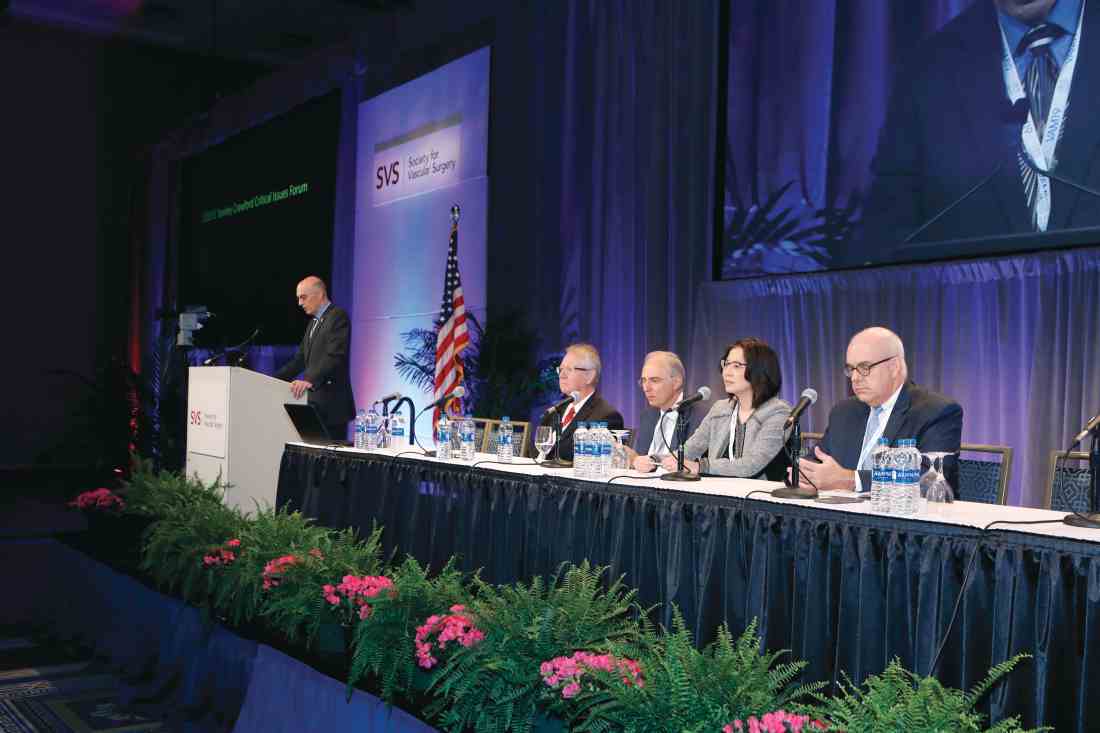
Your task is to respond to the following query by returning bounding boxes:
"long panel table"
[276,443,1100,732]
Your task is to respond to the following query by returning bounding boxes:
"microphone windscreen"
[452,386,466,398]
[801,388,818,404]
[698,386,712,400]
[570,391,581,401]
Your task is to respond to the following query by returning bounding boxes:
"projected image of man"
[276,276,356,439]
[855,0,1100,262]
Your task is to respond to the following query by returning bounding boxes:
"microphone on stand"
[675,386,712,412]
[1061,407,1100,529]
[770,388,849,502]
[783,388,818,431]
[541,392,582,469]
[545,391,581,415]
[413,386,466,457]
[662,387,712,482]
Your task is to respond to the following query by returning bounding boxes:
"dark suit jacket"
[818,382,963,491]
[275,304,356,430]
[854,0,1100,264]
[634,402,704,456]
[535,392,624,462]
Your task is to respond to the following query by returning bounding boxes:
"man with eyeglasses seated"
[798,327,962,494]
[535,342,624,462]
[627,351,704,472]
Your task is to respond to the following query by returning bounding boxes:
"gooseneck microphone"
[783,388,818,430]
[902,99,1030,244]
[202,327,261,366]
[675,386,712,412]
[417,386,466,416]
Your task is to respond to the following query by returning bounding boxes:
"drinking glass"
[920,451,955,516]
[610,429,634,470]
[534,426,557,462]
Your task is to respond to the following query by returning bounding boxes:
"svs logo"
[190,410,202,426]
[376,161,400,189]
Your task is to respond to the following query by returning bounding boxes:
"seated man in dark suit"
[535,343,624,462]
[798,327,962,493]
[628,351,703,472]
[275,276,356,440]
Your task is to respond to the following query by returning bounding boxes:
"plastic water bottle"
[365,407,382,449]
[354,409,367,449]
[573,423,589,478]
[597,422,612,478]
[459,416,476,461]
[893,439,920,515]
[497,416,514,462]
[436,415,452,460]
[388,411,407,447]
[869,437,890,512]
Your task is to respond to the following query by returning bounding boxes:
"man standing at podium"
[276,276,356,440]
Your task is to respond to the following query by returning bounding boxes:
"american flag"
[433,205,469,424]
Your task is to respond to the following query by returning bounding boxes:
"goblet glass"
[920,451,955,516]
[534,426,557,462]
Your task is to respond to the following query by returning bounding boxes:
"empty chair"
[478,418,531,457]
[1046,450,1092,512]
[956,444,1012,505]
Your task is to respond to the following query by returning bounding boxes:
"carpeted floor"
[0,632,169,732]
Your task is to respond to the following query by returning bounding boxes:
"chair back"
[476,418,531,457]
[956,444,1012,505]
[1046,450,1092,512]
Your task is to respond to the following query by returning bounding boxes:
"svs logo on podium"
[190,410,202,425]
[376,161,400,190]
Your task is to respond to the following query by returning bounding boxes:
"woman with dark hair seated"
[661,337,791,480]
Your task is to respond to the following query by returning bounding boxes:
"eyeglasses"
[637,377,668,387]
[843,355,896,378]
[719,359,747,370]
[556,365,593,376]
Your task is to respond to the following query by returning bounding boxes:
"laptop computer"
[283,403,352,447]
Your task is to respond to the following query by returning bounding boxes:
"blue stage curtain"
[686,245,1100,508]
[277,446,1100,733]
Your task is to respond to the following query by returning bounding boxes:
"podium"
[185,367,305,513]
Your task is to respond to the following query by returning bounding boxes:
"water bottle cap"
[877,437,890,445]
[898,438,916,447]
[502,416,510,421]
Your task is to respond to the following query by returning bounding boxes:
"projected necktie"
[1018,23,1066,138]
[561,405,577,429]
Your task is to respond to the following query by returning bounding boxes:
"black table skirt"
[276,445,1100,732]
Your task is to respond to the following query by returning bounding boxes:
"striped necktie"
[1017,23,1066,136]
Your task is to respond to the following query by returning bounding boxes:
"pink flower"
[70,488,125,511]
[414,607,485,669]
[261,554,301,589]
[226,539,241,547]
[722,711,826,733]
[309,548,324,559]
[540,651,644,699]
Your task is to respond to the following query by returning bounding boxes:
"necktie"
[562,404,577,429]
[857,406,885,471]
[1018,23,1066,136]
[309,316,321,341]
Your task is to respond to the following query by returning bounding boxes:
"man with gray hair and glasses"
[628,351,704,472]
[798,327,962,493]
[534,342,624,462]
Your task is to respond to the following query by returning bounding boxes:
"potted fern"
[425,562,643,733]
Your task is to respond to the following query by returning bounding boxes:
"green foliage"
[122,455,227,519]
[568,612,822,733]
[810,655,1050,733]
[243,515,385,641]
[139,485,245,606]
[348,556,471,701]
[426,562,641,733]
